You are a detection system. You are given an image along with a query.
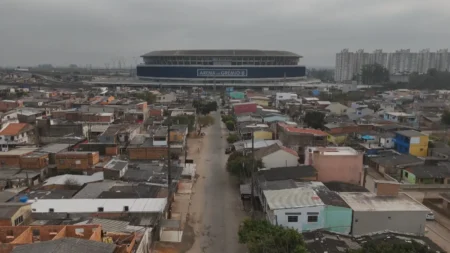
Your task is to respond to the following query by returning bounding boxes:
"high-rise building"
[335,49,450,82]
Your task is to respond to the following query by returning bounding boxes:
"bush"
[226,120,235,131]
[227,134,239,144]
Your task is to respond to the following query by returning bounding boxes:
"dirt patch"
[179,221,196,253]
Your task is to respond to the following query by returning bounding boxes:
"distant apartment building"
[335,48,450,82]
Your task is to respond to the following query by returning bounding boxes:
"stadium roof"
[142,49,301,57]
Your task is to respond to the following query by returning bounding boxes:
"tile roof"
[280,146,298,157]
[279,123,327,136]
[0,123,28,136]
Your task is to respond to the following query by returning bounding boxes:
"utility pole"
[167,115,172,219]
[250,127,255,219]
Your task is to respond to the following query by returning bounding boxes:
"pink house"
[304,146,363,185]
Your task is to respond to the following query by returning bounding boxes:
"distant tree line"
[360,64,390,85]
[308,68,334,82]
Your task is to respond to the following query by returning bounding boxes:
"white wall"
[269,206,325,232]
[380,137,394,148]
[262,150,298,169]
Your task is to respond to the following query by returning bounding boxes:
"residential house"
[19,152,49,170]
[314,188,352,234]
[277,123,327,158]
[156,92,177,104]
[253,144,299,169]
[0,147,37,167]
[127,135,168,160]
[275,92,298,108]
[383,112,418,127]
[346,106,374,120]
[103,159,129,180]
[340,182,430,236]
[263,115,290,124]
[232,102,258,115]
[98,124,140,144]
[0,203,31,226]
[55,152,100,172]
[0,123,34,151]
[378,132,395,148]
[0,100,22,112]
[229,91,245,100]
[0,225,123,253]
[316,101,331,108]
[367,150,424,179]
[304,147,363,185]
[324,122,359,144]
[325,102,349,115]
[302,97,319,104]
[31,198,167,218]
[263,188,325,232]
[402,162,450,184]
[394,130,429,157]
[420,113,442,129]
[249,96,271,107]
[42,172,104,190]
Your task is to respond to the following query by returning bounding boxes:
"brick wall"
[128,147,168,160]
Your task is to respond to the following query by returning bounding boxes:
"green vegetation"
[193,100,218,115]
[226,152,263,179]
[135,91,157,104]
[361,63,390,85]
[226,120,235,131]
[441,110,450,126]
[238,219,309,253]
[227,133,239,144]
[408,69,450,90]
[308,68,334,82]
[166,115,196,131]
[222,115,236,131]
[197,115,215,133]
[304,111,326,129]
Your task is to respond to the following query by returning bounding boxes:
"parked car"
[426,212,435,220]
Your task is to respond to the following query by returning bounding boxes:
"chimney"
[374,180,400,197]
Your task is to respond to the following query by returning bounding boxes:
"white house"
[254,143,298,169]
[263,188,325,231]
[275,93,298,108]
[379,133,395,148]
[325,102,349,115]
[0,123,33,151]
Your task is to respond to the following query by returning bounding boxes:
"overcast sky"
[1,0,450,68]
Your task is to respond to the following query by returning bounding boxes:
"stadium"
[136,50,306,84]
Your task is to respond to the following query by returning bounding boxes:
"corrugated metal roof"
[43,172,104,186]
[71,181,117,199]
[263,188,324,210]
[89,218,144,233]
[31,198,167,213]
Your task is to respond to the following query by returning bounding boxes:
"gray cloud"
[1,0,450,67]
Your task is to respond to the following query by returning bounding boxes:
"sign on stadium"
[197,69,248,77]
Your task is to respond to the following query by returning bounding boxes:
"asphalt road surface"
[186,110,247,253]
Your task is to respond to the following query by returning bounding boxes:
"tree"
[361,64,390,85]
[166,115,196,131]
[193,100,218,115]
[64,178,81,190]
[226,152,263,179]
[227,133,239,144]
[308,68,334,82]
[348,240,435,253]
[197,115,215,133]
[135,91,157,104]
[303,111,325,129]
[238,219,309,253]
[441,110,450,126]
[226,120,235,131]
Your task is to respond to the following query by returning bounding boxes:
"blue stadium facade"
[137,50,306,83]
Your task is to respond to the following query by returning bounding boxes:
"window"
[14,216,24,226]
[287,216,298,222]
[49,208,54,213]
[386,140,390,143]
[98,207,104,212]
[404,172,409,177]
[10,136,14,141]
[307,215,318,222]
[124,206,129,212]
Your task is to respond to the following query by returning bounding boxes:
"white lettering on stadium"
[197,69,248,77]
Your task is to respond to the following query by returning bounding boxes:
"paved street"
[426,220,450,252]
[185,110,247,253]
